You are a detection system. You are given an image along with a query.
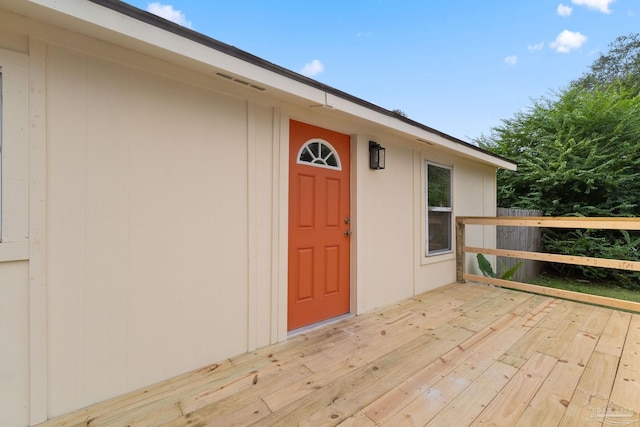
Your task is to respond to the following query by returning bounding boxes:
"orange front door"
[288,120,351,331]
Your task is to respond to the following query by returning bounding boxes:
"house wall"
[0,6,500,425]
[349,134,496,313]
[43,43,283,416]
[356,136,415,312]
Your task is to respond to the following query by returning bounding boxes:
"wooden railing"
[456,216,640,312]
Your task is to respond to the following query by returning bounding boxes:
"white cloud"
[146,2,192,28]
[528,42,544,51]
[301,59,325,77]
[557,4,573,16]
[550,30,587,53]
[357,31,373,38]
[504,55,517,66]
[571,0,615,14]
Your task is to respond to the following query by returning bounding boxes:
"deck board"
[514,333,595,426]
[427,361,517,426]
[362,312,526,425]
[37,282,640,427]
[471,351,558,426]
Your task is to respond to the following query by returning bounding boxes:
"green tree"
[479,83,640,216]
[574,33,640,92]
[476,80,640,287]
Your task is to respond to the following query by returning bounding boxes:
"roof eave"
[8,0,516,170]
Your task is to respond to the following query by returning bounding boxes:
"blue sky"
[124,0,638,142]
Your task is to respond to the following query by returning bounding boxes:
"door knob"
[344,230,352,237]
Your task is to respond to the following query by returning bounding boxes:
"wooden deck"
[40,282,640,426]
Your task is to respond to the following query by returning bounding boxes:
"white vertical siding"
[359,138,415,311]
[0,261,29,427]
[252,104,276,349]
[456,161,497,277]
[45,44,266,416]
[0,46,31,427]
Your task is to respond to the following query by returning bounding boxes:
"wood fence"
[496,208,542,282]
[456,216,640,313]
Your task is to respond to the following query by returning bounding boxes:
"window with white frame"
[296,139,342,170]
[426,162,453,256]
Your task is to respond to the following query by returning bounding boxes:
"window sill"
[421,251,455,265]
[0,241,29,262]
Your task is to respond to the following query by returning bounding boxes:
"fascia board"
[326,93,517,170]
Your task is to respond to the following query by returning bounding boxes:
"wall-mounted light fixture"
[369,141,386,170]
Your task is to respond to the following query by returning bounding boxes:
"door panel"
[294,248,314,301]
[297,175,316,228]
[288,120,350,331]
[326,178,340,227]
[324,246,340,294]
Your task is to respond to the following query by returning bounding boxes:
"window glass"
[426,163,452,255]
[428,165,450,207]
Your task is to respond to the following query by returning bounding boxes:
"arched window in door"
[296,139,342,170]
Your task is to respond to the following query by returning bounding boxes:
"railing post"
[456,217,465,282]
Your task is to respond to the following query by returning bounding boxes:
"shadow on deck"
[39,282,640,426]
